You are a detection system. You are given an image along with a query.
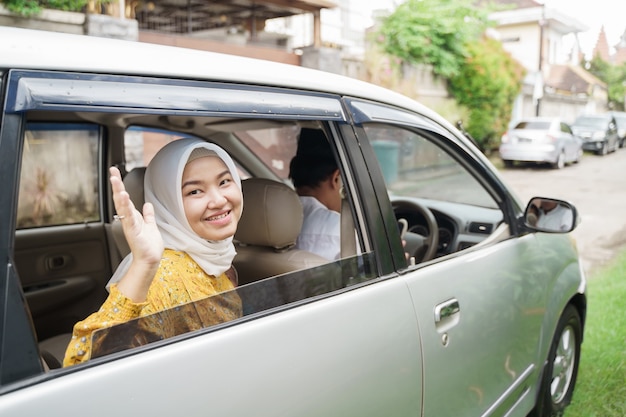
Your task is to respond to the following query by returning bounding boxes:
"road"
[496,148,626,276]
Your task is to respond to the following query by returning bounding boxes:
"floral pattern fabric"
[63,249,242,367]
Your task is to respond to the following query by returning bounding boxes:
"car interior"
[15,110,508,369]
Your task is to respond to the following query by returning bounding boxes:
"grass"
[565,250,626,416]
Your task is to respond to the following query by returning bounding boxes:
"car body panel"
[0,277,424,416]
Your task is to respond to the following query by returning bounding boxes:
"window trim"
[7,70,346,121]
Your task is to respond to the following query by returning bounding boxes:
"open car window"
[91,254,377,359]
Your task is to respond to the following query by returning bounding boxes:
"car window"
[515,121,550,130]
[73,120,377,364]
[17,123,100,229]
[574,117,606,129]
[124,126,190,170]
[360,123,504,260]
[561,123,572,134]
[364,124,498,209]
[235,124,301,179]
[124,127,252,178]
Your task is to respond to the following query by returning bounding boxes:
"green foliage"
[376,0,493,79]
[375,0,525,150]
[566,250,626,416]
[449,37,525,150]
[585,56,626,111]
[1,0,42,16]
[1,0,111,15]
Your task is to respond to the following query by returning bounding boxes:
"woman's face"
[181,156,242,241]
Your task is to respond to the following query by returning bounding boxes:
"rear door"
[0,70,425,416]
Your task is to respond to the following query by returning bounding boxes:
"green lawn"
[566,250,626,416]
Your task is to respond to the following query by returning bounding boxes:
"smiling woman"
[64,139,245,366]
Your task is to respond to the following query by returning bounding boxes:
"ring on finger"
[113,214,126,221]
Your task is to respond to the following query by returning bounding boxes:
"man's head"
[289,128,342,212]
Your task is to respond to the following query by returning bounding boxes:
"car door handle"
[434,299,460,333]
[46,254,71,271]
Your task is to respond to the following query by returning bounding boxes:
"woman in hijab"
[64,139,243,367]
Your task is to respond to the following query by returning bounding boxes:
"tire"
[530,305,582,417]
[597,142,608,155]
[503,159,514,168]
[573,149,582,164]
[552,152,565,169]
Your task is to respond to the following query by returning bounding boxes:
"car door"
[347,99,582,417]
[0,70,426,416]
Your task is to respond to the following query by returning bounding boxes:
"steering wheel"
[392,199,439,263]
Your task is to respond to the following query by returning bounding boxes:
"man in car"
[289,128,342,261]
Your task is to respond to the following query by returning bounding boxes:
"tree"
[374,0,526,150]
[585,56,626,111]
[0,0,111,16]
[376,0,491,79]
[449,36,525,150]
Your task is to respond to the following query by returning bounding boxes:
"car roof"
[513,117,560,126]
[575,114,611,120]
[0,27,446,125]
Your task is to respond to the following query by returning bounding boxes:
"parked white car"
[499,117,583,169]
[0,27,586,417]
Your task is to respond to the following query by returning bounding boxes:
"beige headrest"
[124,167,146,208]
[235,178,303,250]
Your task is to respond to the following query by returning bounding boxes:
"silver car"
[0,27,586,417]
[499,117,583,169]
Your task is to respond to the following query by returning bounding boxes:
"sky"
[360,0,625,58]
[544,0,625,56]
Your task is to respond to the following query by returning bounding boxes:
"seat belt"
[340,195,356,258]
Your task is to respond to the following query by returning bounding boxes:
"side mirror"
[524,197,579,233]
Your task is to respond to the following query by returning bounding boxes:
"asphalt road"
[496,148,626,276]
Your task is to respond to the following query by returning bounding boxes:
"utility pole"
[536,3,546,116]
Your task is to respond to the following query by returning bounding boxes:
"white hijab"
[108,139,242,289]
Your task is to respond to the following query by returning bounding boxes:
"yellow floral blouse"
[63,249,242,367]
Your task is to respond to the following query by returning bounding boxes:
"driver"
[289,128,342,261]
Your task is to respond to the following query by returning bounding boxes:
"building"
[489,0,608,123]
[592,26,626,65]
[0,0,339,70]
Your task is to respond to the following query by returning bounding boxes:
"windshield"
[573,117,607,129]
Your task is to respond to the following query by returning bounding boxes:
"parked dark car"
[499,117,582,169]
[571,114,620,155]
[607,111,626,148]
[0,27,586,417]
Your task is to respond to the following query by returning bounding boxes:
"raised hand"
[110,166,164,302]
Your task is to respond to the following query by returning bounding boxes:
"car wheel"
[530,305,582,417]
[552,152,565,169]
[597,142,608,156]
[503,159,514,168]
[573,149,582,164]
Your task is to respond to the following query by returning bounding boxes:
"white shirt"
[296,196,341,260]
[536,204,573,232]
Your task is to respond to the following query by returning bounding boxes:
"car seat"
[233,178,329,285]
